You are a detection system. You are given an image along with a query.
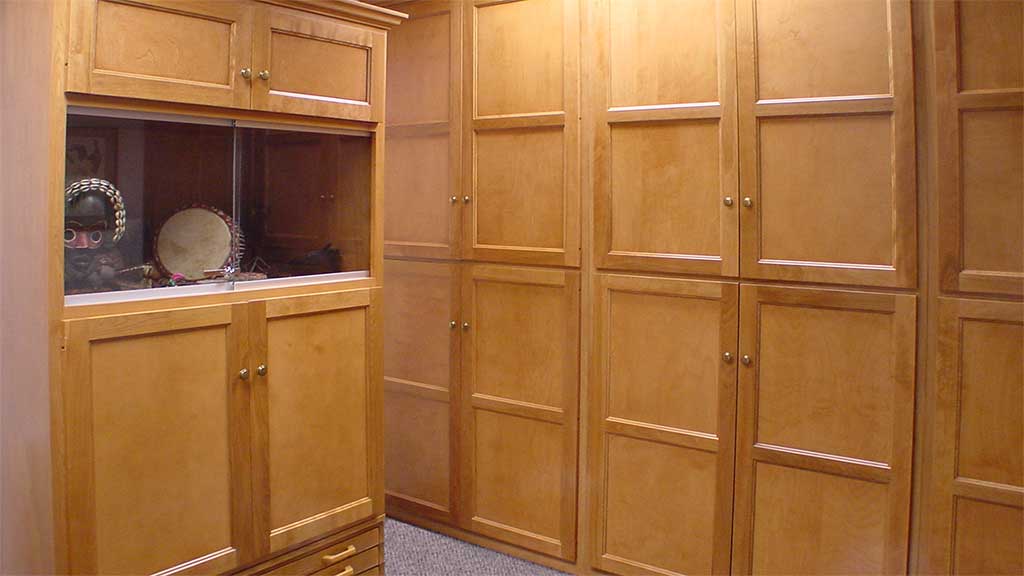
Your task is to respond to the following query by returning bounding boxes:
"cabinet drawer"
[309,548,379,576]
[266,528,380,575]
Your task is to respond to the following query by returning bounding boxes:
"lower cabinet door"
[63,304,255,574]
[732,285,916,574]
[460,264,580,560]
[250,288,382,554]
[590,274,738,576]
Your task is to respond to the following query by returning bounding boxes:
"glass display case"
[63,108,371,304]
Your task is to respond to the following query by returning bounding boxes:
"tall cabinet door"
[383,259,460,523]
[920,298,1023,575]
[63,304,255,575]
[385,1,463,259]
[463,0,581,267]
[732,285,916,574]
[67,0,254,108]
[590,274,738,575]
[460,264,580,559]
[250,289,382,554]
[935,0,1024,296]
[736,0,916,288]
[591,0,738,276]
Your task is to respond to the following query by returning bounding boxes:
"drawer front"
[253,6,385,122]
[68,0,253,108]
[265,528,380,576]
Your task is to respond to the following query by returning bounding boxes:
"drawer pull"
[323,545,357,564]
[332,567,354,576]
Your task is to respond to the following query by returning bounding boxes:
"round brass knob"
[450,196,458,204]
[463,196,471,204]
[258,70,271,81]
[257,364,268,376]
[723,196,734,207]
[240,68,252,79]
[742,197,753,208]
[239,368,250,380]
[450,320,457,329]
[741,354,752,366]
[723,352,733,363]
[462,322,470,330]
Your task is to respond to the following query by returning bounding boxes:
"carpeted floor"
[383,519,568,575]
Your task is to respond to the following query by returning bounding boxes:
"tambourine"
[154,205,243,281]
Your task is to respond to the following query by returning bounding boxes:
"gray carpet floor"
[383,519,568,575]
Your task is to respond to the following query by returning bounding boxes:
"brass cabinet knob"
[742,197,753,208]
[450,196,458,204]
[463,196,471,204]
[257,364,268,376]
[258,70,271,81]
[462,322,470,330]
[240,68,252,79]
[450,320,457,329]
[741,354,752,366]
[723,352,733,363]
[239,368,250,380]
[723,196,734,207]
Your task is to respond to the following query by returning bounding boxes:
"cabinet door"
[252,6,385,122]
[67,0,253,108]
[460,264,579,559]
[920,298,1023,575]
[591,0,738,276]
[463,0,580,266]
[384,2,463,259]
[736,0,916,287]
[935,0,1024,296]
[250,289,382,554]
[732,285,916,574]
[590,274,738,575]
[382,259,459,523]
[63,304,254,574]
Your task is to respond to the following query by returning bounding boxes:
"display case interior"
[64,109,371,303]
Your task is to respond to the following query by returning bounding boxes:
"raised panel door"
[385,2,463,259]
[382,259,459,523]
[62,304,254,574]
[67,0,253,108]
[920,298,1023,574]
[464,0,580,266]
[252,6,385,122]
[592,0,738,276]
[460,264,579,559]
[736,0,916,287]
[250,289,382,554]
[732,285,916,574]
[590,274,738,575]
[936,0,1024,296]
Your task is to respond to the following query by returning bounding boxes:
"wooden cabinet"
[382,259,459,523]
[920,298,1023,575]
[935,0,1024,297]
[68,0,400,121]
[463,0,580,267]
[732,285,916,574]
[61,288,381,573]
[735,0,916,287]
[384,1,463,259]
[589,274,738,575]
[459,264,580,560]
[591,0,738,277]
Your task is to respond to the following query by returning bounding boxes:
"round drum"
[155,206,237,281]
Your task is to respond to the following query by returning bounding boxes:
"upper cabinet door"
[591,0,738,277]
[250,289,382,555]
[936,0,1024,297]
[67,0,254,108]
[736,0,916,288]
[62,304,255,574]
[252,6,386,122]
[384,1,463,259]
[463,0,581,267]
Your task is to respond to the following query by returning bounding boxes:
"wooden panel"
[593,0,737,276]
[737,0,915,287]
[252,6,385,122]
[920,298,1024,574]
[936,0,1024,296]
[591,274,737,575]
[466,0,580,266]
[733,285,916,574]
[67,0,253,108]
[387,5,452,126]
[382,259,457,522]
[63,305,252,574]
[252,289,380,553]
[461,264,579,560]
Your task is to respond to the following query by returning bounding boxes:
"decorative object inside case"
[63,109,371,300]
